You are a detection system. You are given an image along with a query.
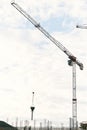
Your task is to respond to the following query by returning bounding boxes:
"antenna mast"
[30,92,35,120]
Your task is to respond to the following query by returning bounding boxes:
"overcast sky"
[0,0,87,127]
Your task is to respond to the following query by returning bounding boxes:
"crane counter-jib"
[11,1,83,70]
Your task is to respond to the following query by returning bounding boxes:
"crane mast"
[11,2,83,130]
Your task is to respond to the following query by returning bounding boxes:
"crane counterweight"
[69,56,76,62]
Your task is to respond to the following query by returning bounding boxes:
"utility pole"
[11,2,83,130]
[30,92,35,120]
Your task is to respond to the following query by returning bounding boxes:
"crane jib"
[11,2,83,70]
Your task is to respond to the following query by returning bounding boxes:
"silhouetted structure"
[80,121,87,129]
[0,121,17,130]
[30,92,35,120]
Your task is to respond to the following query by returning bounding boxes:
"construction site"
[0,0,87,130]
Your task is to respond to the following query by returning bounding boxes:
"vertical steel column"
[72,62,77,130]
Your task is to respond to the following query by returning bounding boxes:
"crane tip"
[11,0,15,4]
[76,25,79,28]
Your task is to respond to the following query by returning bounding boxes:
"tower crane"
[11,1,83,130]
[76,24,87,29]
